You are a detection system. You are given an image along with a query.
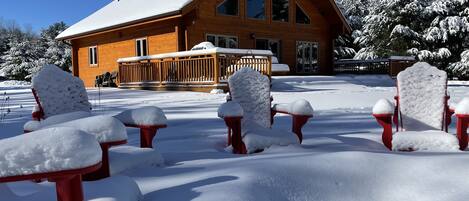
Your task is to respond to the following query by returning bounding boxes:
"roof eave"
[56,10,182,41]
[328,0,352,35]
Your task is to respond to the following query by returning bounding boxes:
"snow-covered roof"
[57,0,192,40]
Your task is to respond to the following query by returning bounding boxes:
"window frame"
[246,0,266,20]
[216,0,240,17]
[272,0,290,23]
[295,4,311,25]
[135,37,148,57]
[88,46,98,67]
[206,33,239,49]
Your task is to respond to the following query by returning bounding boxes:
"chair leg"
[140,127,158,148]
[224,117,247,154]
[456,115,469,150]
[374,114,393,150]
[227,128,232,146]
[83,144,110,181]
[292,115,312,143]
[55,175,84,201]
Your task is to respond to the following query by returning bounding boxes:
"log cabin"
[57,0,351,91]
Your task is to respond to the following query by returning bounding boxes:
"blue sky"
[0,0,112,32]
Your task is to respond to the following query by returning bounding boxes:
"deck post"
[158,60,163,86]
[214,53,220,85]
[267,55,272,77]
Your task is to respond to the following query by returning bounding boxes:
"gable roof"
[56,0,192,40]
[57,0,351,40]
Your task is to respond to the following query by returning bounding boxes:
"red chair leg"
[291,115,312,143]
[227,128,232,146]
[224,117,247,154]
[83,144,110,181]
[374,114,393,150]
[55,175,84,201]
[140,127,158,148]
[456,114,469,150]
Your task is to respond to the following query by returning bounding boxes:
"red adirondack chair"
[35,115,164,181]
[218,67,314,154]
[26,64,167,148]
[372,62,469,151]
[0,128,143,201]
[0,128,102,201]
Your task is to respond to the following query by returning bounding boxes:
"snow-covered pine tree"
[449,50,469,79]
[40,22,71,72]
[355,0,431,59]
[335,0,371,59]
[0,39,43,80]
[422,0,469,74]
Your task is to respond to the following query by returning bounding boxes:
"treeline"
[0,19,71,81]
[335,0,469,78]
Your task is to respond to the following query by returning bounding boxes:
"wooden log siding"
[118,50,272,90]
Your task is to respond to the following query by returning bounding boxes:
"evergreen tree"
[355,0,431,59]
[39,22,71,72]
[335,0,370,59]
[0,39,43,80]
[422,0,469,72]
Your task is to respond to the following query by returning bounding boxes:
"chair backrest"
[32,65,91,118]
[397,62,447,131]
[228,67,271,129]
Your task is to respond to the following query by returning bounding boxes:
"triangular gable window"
[217,0,239,16]
[296,5,311,24]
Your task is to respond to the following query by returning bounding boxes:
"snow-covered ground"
[2,75,469,201]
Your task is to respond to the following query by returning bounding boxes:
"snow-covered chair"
[372,62,468,151]
[218,67,314,154]
[0,127,142,201]
[26,64,167,148]
[41,115,164,181]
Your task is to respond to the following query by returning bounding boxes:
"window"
[296,41,319,73]
[247,0,265,19]
[272,0,289,22]
[206,34,238,48]
[296,5,310,24]
[136,38,148,57]
[217,0,239,16]
[89,46,98,66]
[256,39,281,61]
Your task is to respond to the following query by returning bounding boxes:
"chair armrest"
[218,102,243,119]
[373,99,395,150]
[272,99,314,117]
[373,99,395,116]
[272,100,313,143]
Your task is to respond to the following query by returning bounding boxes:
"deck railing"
[118,48,272,90]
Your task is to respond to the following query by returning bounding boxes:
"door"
[256,39,281,61]
[296,41,319,73]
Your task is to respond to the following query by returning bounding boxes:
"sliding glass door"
[296,41,319,73]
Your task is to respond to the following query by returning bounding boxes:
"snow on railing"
[117,48,273,63]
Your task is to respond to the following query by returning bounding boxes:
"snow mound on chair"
[32,64,91,118]
[392,131,460,152]
[24,111,92,131]
[115,106,167,126]
[45,115,128,143]
[0,128,101,177]
[243,124,300,153]
[228,67,271,129]
[397,62,447,131]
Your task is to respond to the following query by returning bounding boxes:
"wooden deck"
[117,48,273,92]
